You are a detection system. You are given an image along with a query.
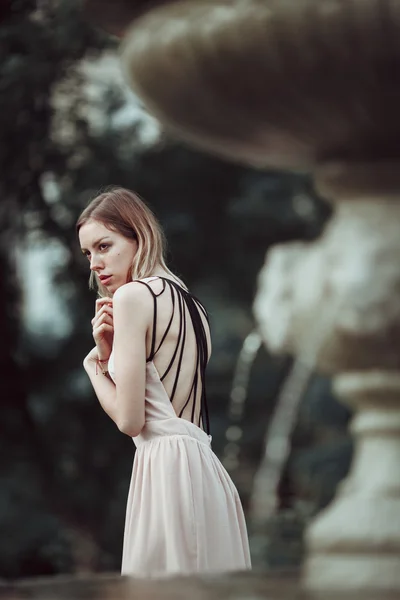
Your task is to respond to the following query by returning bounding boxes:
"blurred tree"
[0,0,116,576]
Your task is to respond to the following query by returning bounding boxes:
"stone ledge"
[0,570,398,600]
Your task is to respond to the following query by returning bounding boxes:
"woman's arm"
[83,349,119,424]
[111,282,151,437]
[84,282,151,437]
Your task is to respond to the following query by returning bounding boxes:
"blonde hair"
[76,186,183,296]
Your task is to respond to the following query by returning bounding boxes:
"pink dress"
[108,277,251,578]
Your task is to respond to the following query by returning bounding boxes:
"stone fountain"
[81,0,400,596]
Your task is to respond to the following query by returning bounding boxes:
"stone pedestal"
[254,162,400,592]
[304,371,400,592]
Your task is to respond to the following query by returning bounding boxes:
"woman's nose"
[90,255,103,271]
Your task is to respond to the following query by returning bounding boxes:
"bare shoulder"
[113,281,153,313]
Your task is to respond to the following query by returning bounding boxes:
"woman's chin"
[108,281,123,294]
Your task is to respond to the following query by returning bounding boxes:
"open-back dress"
[108,277,251,577]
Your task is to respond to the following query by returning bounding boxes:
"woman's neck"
[150,267,187,290]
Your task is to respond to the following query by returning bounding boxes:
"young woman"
[77,187,251,577]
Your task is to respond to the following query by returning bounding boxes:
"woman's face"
[79,219,138,294]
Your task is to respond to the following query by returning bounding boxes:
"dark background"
[0,0,352,578]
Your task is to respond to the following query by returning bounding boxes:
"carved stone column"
[83,0,400,593]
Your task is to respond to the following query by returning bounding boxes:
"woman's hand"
[91,297,114,361]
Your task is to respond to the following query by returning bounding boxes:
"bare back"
[136,277,212,433]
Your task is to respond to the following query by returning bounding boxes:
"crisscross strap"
[134,277,210,435]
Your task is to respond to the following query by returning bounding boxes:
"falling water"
[222,326,317,509]
[249,354,316,521]
[249,297,341,525]
[223,288,342,569]
[222,330,262,472]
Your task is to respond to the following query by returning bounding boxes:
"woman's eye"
[99,244,109,251]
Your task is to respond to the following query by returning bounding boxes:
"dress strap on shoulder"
[139,276,160,284]
[133,277,167,361]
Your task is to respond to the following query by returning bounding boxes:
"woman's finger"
[93,312,113,328]
[95,297,113,314]
[96,297,112,306]
[94,311,113,328]
[99,313,113,326]
[95,303,113,318]
[92,306,113,325]
[92,305,113,326]
[93,323,114,338]
[93,322,113,332]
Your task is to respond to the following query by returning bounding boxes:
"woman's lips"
[100,275,112,285]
